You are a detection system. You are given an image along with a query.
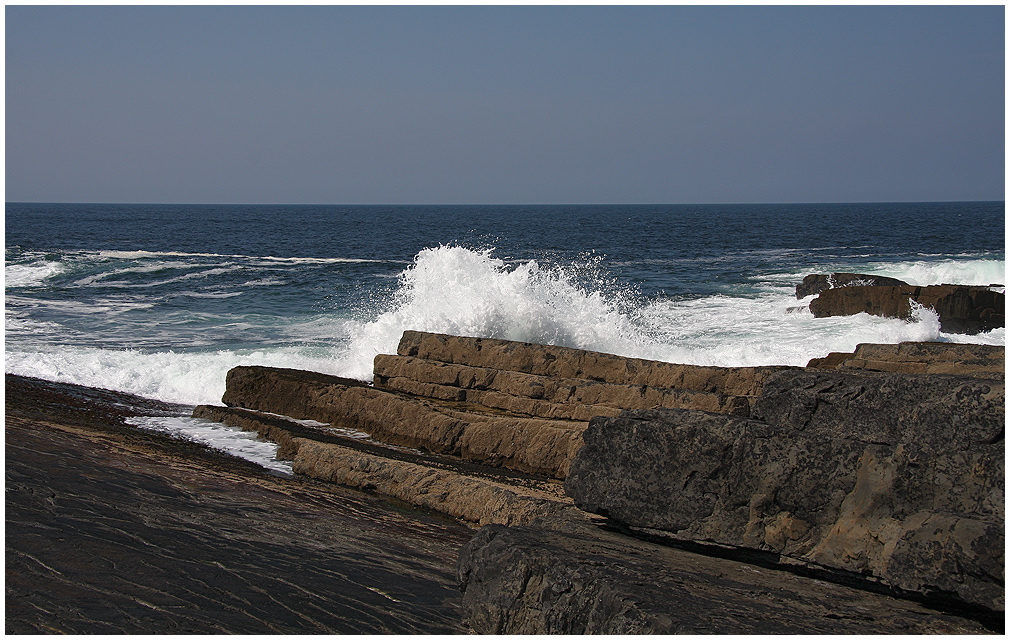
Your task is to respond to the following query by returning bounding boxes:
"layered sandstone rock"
[807,341,1005,378]
[193,404,585,528]
[219,336,778,479]
[807,283,1004,334]
[394,330,782,395]
[373,354,753,419]
[219,365,584,478]
[565,370,1005,612]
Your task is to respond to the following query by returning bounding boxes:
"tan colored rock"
[807,342,1004,378]
[221,366,585,478]
[193,403,585,528]
[396,331,783,396]
[290,438,583,527]
[373,354,753,419]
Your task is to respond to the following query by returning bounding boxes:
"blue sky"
[5,5,1004,204]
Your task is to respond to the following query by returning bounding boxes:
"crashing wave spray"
[335,245,650,379]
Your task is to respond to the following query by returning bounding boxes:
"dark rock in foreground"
[6,375,470,634]
[565,369,1004,614]
[456,523,990,634]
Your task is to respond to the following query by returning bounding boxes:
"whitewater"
[6,243,1004,407]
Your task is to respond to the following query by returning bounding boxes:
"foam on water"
[5,260,66,288]
[5,245,1004,407]
[127,415,293,475]
[331,246,1004,379]
[4,344,350,406]
[99,249,389,264]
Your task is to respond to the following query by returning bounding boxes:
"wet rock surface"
[805,279,1004,334]
[796,272,910,299]
[6,375,471,634]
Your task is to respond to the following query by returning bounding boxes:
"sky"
[5,5,1005,205]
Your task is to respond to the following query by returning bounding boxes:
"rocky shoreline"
[7,325,1004,633]
[6,375,472,634]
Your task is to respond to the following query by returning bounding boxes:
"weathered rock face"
[807,341,1005,378]
[456,524,992,634]
[220,366,585,479]
[394,330,783,396]
[796,272,909,299]
[373,354,753,419]
[753,368,1004,449]
[192,404,584,529]
[808,283,1004,334]
[565,370,1005,613]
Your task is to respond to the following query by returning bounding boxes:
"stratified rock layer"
[807,341,1005,378]
[565,370,1005,613]
[456,524,990,634]
[393,330,784,396]
[219,335,778,479]
[192,404,583,528]
[219,365,584,478]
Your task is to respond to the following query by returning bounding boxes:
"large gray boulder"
[565,370,1004,613]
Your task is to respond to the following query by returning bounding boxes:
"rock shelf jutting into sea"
[6,202,1005,632]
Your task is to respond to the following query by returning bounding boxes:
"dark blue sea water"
[6,202,1005,413]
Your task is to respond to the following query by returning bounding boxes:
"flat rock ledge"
[193,331,1004,633]
[807,340,1005,378]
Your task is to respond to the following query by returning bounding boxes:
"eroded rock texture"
[565,370,1005,613]
[456,524,991,634]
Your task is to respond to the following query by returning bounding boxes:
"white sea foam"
[4,345,350,406]
[73,265,244,288]
[5,260,66,288]
[329,246,1003,379]
[778,258,1005,293]
[6,246,1004,407]
[127,415,293,475]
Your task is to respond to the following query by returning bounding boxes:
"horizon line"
[6,199,1006,207]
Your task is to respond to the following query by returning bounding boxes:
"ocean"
[6,202,1004,468]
